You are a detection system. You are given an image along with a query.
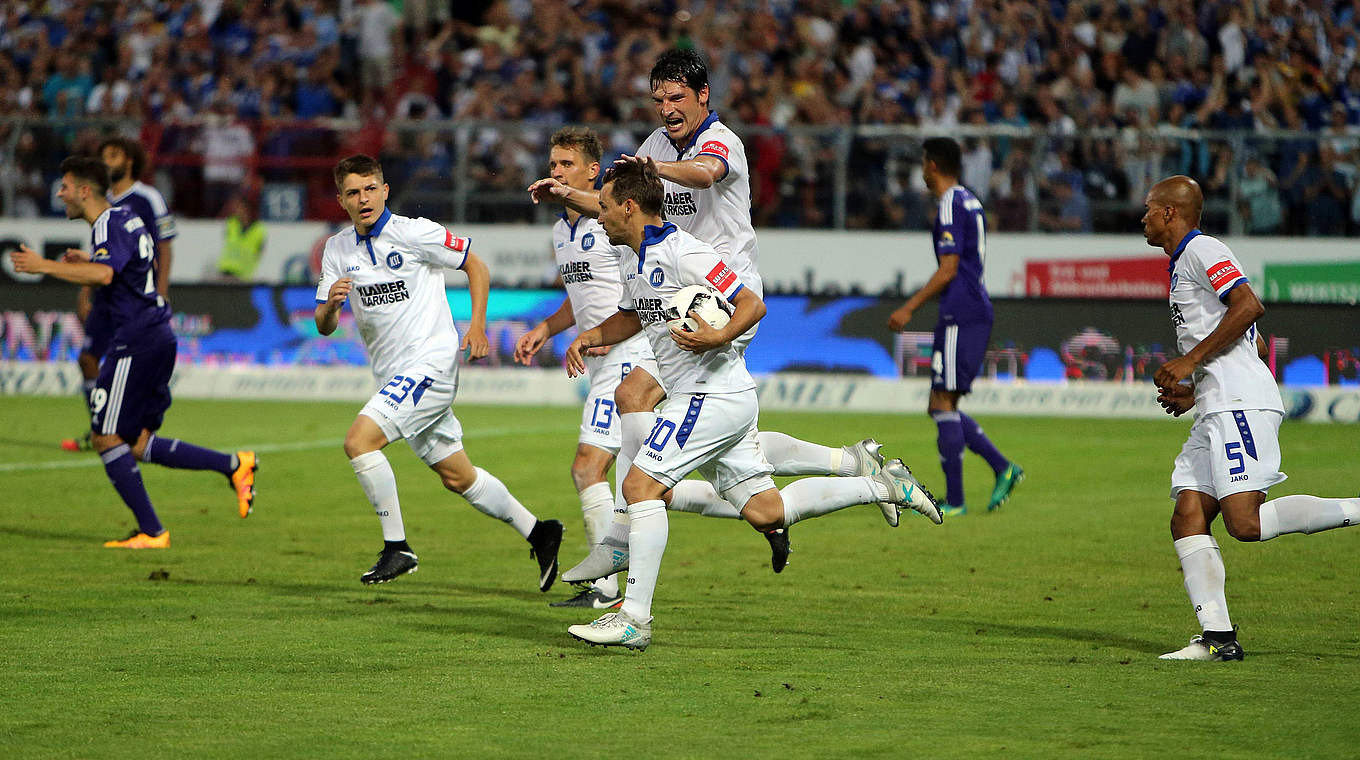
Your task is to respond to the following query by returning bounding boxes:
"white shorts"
[361,369,464,466]
[1171,409,1287,500]
[579,334,659,453]
[633,388,775,509]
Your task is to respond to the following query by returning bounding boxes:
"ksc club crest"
[649,267,664,287]
[581,232,595,250]
[387,251,404,270]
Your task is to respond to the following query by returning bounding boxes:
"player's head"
[56,156,110,221]
[1142,175,1202,251]
[921,137,962,194]
[98,137,146,185]
[598,160,664,248]
[649,49,711,144]
[548,126,602,192]
[333,154,389,231]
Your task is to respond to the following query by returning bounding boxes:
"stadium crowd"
[1,0,1358,233]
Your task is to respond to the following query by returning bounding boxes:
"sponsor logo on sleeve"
[92,247,109,261]
[705,262,737,291]
[700,141,729,159]
[939,230,956,248]
[443,229,470,252]
[1207,260,1243,289]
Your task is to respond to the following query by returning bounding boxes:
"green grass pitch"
[1,397,1357,759]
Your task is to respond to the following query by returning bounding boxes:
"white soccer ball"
[666,284,732,333]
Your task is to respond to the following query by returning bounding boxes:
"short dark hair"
[649,48,709,96]
[601,160,663,216]
[60,156,110,195]
[98,136,147,180]
[922,137,962,177]
[334,154,384,189]
[550,126,603,165]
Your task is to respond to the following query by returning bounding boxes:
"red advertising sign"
[1025,257,1168,299]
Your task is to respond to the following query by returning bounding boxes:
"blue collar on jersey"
[1166,228,1201,272]
[637,221,678,272]
[669,110,721,159]
[355,207,392,265]
[559,211,583,241]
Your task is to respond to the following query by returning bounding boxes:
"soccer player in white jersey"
[528,50,896,582]
[315,154,564,588]
[559,162,941,650]
[1143,175,1360,662]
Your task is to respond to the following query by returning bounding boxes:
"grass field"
[1,396,1357,759]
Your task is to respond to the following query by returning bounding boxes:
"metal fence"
[2,116,1357,236]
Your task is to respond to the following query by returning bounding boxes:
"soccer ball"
[666,284,732,333]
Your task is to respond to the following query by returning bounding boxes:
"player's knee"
[440,469,474,493]
[615,380,663,414]
[1221,513,1262,542]
[570,461,604,492]
[742,501,783,532]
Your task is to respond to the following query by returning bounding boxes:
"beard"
[109,165,127,183]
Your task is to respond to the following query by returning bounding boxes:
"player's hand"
[1157,383,1196,417]
[513,323,550,365]
[326,277,353,312]
[564,336,589,378]
[62,248,91,263]
[461,327,490,362]
[8,244,47,274]
[887,305,914,332]
[1154,355,1196,391]
[584,344,611,357]
[527,177,569,205]
[670,311,727,353]
[614,154,658,173]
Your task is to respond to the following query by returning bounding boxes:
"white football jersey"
[635,114,762,298]
[618,222,753,395]
[552,213,651,372]
[1168,231,1283,414]
[316,208,471,383]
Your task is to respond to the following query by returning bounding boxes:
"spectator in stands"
[198,97,256,217]
[217,192,268,282]
[1305,144,1353,236]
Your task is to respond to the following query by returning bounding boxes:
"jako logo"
[386,251,404,269]
[649,267,664,286]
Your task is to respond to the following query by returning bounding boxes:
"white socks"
[667,479,741,518]
[619,499,667,622]
[780,476,882,526]
[462,467,537,538]
[351,451,404,542]
[1173,534,1233,633]
[757,431,840,476]
[579,481,620,597]
[1258,495,1360,540]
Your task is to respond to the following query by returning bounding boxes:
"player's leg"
[1161,414,1241,661]
[755,430,886,478]
[928,387,968,516]
[137,424,257,519]
[1215,410,1360,541]
[62,297,107,452]
[423,425,563,593]
[344,412,416,584]
[89,347,172,548]
[552,442,624,608]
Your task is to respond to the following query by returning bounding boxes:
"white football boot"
[568,611,652,651]
[1159,635,1244,661]
[874,458,942,526]
[560,533,630,583]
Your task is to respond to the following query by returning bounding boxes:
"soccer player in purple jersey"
[12,157,256,548]
[888,137,1022,517]
[62,137,177,453]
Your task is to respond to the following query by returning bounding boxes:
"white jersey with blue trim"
[635,113,762,298]
[1168,230,1282,414]
[619,222,754,395]
[552,213,650,369]
[316,208,471,384]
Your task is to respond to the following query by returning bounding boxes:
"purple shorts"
[932,322,990,394]
[81,306,114,359]
[90,339,176,442]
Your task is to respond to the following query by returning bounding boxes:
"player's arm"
[10,244,112,285]
[513,295,577,365]
[526,179,600,218]
[459,251,491,361]
[888,254,959,331]
[155,239,173,297]
[649,154,726,189]
[566,309,642,377]
[1154,283,1265,389]
[315,277,353,336]
[670,286,764,353]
